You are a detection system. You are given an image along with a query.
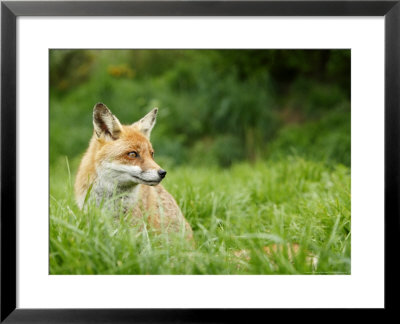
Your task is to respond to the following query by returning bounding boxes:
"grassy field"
[49,49,351,275]
[50,156,350,275]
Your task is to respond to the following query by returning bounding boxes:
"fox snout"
[158,169,167,179]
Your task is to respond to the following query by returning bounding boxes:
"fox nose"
[158,169,167,179]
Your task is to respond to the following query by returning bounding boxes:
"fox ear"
[93,103,122,140]
[133,108,158,139]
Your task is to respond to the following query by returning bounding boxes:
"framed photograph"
[1,0,398,321]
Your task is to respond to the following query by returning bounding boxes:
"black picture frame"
[1,0,399,322]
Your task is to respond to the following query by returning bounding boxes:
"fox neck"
[91,163,141,208]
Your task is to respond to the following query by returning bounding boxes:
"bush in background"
[50,49,350,168]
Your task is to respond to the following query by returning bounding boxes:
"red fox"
[74,103,193,239]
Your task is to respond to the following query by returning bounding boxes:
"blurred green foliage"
[50,49,350,168]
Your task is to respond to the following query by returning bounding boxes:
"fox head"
[92,102,166,187]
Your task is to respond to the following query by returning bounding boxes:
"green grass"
[50,156,351,275]
[49,50,351,275]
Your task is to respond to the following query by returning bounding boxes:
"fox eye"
[151,151,154,158]
[127,151,139,158]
